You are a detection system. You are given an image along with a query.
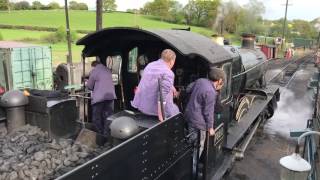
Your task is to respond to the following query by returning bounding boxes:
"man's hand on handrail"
[209,128,215,136]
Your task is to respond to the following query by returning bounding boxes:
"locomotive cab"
[58,28,280,180]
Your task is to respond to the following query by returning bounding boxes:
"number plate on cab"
[214,123,224,145]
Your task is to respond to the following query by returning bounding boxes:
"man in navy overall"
[184,67,225,157]
[86,60,116,135]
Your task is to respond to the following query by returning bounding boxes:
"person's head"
[91,60,100,67]
[208,67,226,90]
[161,49,176,69]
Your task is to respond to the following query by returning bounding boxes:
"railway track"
[267,55,312,87]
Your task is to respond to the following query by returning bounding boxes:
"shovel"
[71,94,98,149]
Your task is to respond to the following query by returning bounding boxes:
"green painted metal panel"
[293,38,315,48]
[11,47,33,89]
[30,46,53,90]
[0,44,53,90]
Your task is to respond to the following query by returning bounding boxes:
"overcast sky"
[15,0,320,21]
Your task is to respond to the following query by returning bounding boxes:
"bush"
[41,33,59,44]
[20,37,38,42]
[0,24,56,32]
[47,2,60,10]
[70,31,78,42]
[55,26,66,42]
[41,26,78,44]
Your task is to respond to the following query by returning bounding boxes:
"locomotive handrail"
[69,94,91,99]
[232,60,268,79]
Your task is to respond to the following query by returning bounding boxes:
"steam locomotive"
[55,28,280,180]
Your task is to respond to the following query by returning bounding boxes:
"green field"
[0,10,214,64]
[0,10,213,36]
[0,29,84,65]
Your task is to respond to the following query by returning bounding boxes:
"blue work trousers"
[92,100,114,135]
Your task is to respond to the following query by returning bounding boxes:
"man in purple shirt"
[131,49,180,121]
[184,67,225,157]
[86,61,116,135]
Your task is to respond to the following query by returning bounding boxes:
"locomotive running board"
[209,153,234,180]
[224,85,279,150]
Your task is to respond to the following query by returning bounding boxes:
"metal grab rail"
[302,66,320,179]
[301,126,320,180]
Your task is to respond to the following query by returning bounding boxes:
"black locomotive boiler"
[58,28,280,180]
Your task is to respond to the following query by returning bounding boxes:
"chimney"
[241,33,256,49]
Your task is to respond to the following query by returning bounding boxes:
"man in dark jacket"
[184,67,225,157]
[86,61,116,135]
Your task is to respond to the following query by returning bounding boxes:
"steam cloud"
[264,87,313,139]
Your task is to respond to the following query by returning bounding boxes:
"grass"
[0,28,51,40]
[0,10,215,64]
[0,29,84,65]
[0,10,213,36]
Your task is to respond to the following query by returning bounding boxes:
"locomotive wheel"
[266,96,277,119]
[235,96,256,121]
[235,97,250,121]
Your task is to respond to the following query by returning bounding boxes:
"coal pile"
[0,125,111,180]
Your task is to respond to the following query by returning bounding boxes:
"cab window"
[106,55,122,85]
[220,63,232,101]
[128,47,138,73]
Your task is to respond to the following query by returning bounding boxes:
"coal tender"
[56,28,279,180]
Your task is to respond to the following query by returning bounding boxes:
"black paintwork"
[58,114,193,180]
[58,28,280,180]
[77,28,232,64]
[0,106,5,122]
[25,94,78,139]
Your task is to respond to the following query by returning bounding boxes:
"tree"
[152,0,171,21]
[0,0,9,10]
[267,19,284,37]
[215,1,242,33]
[183,0,220,27]
[32,1,43,10]
[291,20,316,39]
[103,0,117,11]
[141,0,182,21]
[237,0,266,34]
[140,2,152,15]
[14,1,30,10]
[183,2,193,25]
[47,2,60,9]
[77,3,88,10]
[69,1,88,10]
[167,1,184,24]
[69,1,78,9]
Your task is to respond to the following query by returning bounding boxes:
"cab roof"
[77,27,232,64]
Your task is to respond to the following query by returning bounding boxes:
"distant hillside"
[0,10,213,36]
